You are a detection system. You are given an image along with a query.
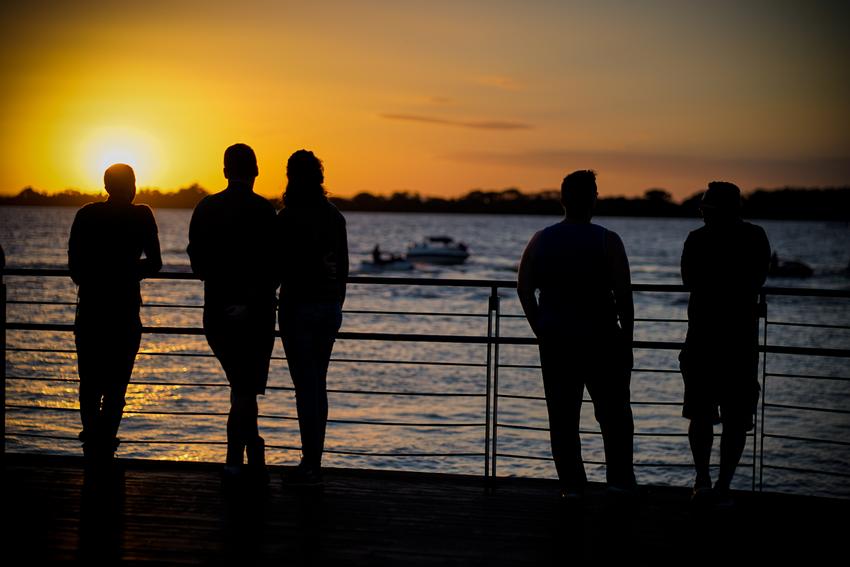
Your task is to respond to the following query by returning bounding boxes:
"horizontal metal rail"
[8,321,849,357]
[495,454,754,469]
[769,321,850,330]
[4,267,850,297]
[4,268,849,494]
[765,372,850,382]
[4,375,484,397]
[7,432,483,458]
[761,464,850,478]
[762,433,850,446]
[496,422,714,437]
[5,404,483,427]
[762,402,850,414]
[497,393,683,406]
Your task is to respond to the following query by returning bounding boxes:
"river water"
[2,206,848,497]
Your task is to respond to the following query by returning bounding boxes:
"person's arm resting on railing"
[607,230,634,369]
[517,231,542,337]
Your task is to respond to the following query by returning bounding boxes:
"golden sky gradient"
[1,0,848,199]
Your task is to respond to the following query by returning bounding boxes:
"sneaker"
[691,475,713,499]
[281,464,323,487]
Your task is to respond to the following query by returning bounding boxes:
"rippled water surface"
[2,206,848,496]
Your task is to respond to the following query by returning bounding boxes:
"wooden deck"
[4,453,847,566]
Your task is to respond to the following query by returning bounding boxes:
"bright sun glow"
[79,127,161,190]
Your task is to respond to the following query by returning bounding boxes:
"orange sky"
[1,0,848,200]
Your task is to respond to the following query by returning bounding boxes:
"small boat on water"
[363,245,415,272]
[406,236,470,265]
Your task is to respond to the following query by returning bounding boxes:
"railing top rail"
[2,267,850,297]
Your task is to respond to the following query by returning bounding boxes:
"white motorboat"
[406,236,470,265]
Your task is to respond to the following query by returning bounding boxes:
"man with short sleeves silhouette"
[518,170,637,500]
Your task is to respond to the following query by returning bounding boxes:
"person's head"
[700,181,741,224]
[104,163,136,203]
[560,169,597,220]
[223,143,259,186]
[284,149,325,207]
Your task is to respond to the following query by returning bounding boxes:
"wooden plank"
[4,453,847,565]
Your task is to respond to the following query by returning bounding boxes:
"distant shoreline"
[1,185,848,221]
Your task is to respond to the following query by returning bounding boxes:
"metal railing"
[3,268,849,492]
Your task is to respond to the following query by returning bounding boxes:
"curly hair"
[284,149,326,207]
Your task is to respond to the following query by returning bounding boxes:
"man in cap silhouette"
[680,181,770,507]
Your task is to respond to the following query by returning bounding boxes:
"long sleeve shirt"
[276,200,349,306]
[68,199,161,316]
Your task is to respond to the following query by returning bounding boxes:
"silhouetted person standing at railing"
[517,169,637,501]
[680,181,770,507]
[69,163,162,469]
[188,144,277,485]
[276,150,348,486]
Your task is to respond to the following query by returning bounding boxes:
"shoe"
[713,487,736,510]
[82,434,119,472]
[245,437,269,485]
[280,464,323,487]
[220,464,244,492]
[690,481,715,509]
[559,487,584,503]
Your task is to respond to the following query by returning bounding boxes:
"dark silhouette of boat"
[769,253,813,278]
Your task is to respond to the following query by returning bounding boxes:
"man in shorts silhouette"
[680,181,770,506]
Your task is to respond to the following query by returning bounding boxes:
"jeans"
[75,313,142,449]
[538,333,636,490]
[279,301,343,468]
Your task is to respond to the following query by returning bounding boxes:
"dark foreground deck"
[4,453,847,566]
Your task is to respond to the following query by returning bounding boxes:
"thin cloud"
[425,96,454,105]
[472,75,524,91]
[380,113,532,130]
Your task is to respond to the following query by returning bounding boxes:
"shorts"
[204,303,275,395]
[679,345,760,431]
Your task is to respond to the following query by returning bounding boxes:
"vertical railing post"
[1,263,6,462]
[758,291,768,492]
[484,286,493,485]
[489,287,501,484]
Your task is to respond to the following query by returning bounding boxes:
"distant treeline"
[0,184,210,209]
[2,184,848,220]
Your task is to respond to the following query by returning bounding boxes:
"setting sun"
[79,126,161,190]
